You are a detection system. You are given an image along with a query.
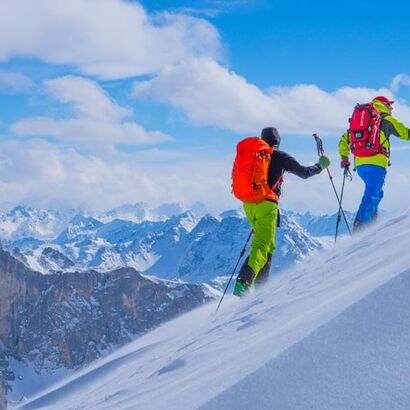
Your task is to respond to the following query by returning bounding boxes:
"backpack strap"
[380,114,392,165]
[271,163,285,196]
[271,174,284,194]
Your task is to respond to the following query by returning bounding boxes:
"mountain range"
[0,203,356,408]
[0,204,355,288]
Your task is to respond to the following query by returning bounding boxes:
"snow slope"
[12,211,410,410]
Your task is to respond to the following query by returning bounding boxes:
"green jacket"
[339,99,410,168]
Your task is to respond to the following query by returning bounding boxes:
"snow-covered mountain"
[10,209,323,287]
[96,202,204,223]
[0,206,75,241]
[151,211,322,285]
[13,211,410,410]
[289,210,356,237]
[0,203,206,243]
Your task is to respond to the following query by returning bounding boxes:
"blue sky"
[1,0,410,213]
[139,0,410,89]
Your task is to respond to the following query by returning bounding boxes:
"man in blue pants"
[339,96,410,230]
[355,165,386,224]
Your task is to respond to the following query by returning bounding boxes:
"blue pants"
[356,164,386,224]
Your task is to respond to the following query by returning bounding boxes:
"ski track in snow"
[11,210,410,410]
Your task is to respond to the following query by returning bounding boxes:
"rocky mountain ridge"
[0,380,5,410]
[0,247,214,405]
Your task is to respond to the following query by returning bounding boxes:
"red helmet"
[373,95,395,105]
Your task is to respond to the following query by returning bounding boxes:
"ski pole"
[334,166,352,244]
[312,134,352,235]
[215,230,253,313]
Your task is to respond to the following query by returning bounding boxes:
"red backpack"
[349,103,387,157]
[232,137,281,203]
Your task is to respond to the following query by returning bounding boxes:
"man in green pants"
[233,127,330,297]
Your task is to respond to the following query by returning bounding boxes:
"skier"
[339,96,410,231]
[232,127,330,297]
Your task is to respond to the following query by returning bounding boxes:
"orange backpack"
[232,137,280,203]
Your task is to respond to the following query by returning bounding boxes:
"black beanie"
[261,127,281,148]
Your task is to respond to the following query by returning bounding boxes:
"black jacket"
[268,150,322,189]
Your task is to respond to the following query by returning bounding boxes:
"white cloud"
[390,74,410,93]
[2,138,410,216]
[45,76,131,121]
[0,0,221,79]
[134,58,278,133]
[11,76,171,147]
[133,58,410,136]
[0,69,35,91]
[173,0,252,17]
[0,139,235,212]
[383,169,410,212]
[281,170,361,215]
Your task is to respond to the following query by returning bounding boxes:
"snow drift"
[12,211,410,410]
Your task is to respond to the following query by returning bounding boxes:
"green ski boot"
[233,258,254,297]
[233,280,249,297]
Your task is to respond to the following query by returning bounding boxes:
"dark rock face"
[39,247,75,271]
[0,248,213,394]
[0,379,6,409]
[0,248,47,351]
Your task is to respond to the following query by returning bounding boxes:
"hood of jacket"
[372,99,391,115]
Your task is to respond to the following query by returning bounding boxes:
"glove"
[340,158,351,170]
[318,155,330,170]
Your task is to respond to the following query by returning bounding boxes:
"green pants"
[243,200,278,279]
